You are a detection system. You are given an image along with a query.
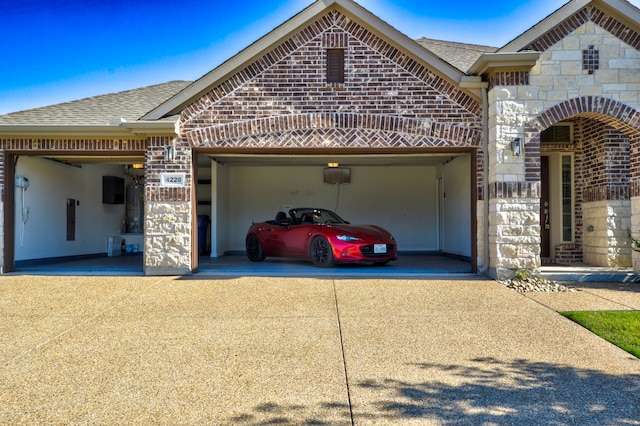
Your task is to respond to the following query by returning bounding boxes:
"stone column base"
[144,201,192,276]
[489,198,541,280]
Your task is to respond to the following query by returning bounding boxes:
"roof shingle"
[415,38,498,72]
[0,81,192,125]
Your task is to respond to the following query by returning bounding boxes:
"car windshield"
[291,208,346,225]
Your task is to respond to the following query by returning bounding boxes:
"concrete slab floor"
[1,275,639,424]
[15,253,640,284]
[14,254,473,278]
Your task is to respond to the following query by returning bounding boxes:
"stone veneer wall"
[144,202,192,275]
[489,198,540,278]
[486,5,640,277]
[583,200,631,266]
[486,83,541,279]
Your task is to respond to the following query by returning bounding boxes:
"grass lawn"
[561,311,640,359]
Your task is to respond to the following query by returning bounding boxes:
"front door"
[540,156,550,259]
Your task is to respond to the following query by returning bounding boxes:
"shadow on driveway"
[225,358,640,425]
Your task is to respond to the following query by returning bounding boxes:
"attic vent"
[582,45,599,74]
[327,49,345,84]
[541,124,573,143]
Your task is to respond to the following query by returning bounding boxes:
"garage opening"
[10,155,145,275]
[195,152,474,275]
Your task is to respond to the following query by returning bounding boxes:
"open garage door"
[195,152,474,276]
[10,155,145,275]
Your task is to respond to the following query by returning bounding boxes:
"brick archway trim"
[524,96,640,183]
[528,6,640,53]
[530,96,640,135]
[185,112,482,149]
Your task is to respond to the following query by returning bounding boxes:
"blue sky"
[1,0,638,114]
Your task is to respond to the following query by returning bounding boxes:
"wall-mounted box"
[103,176,124,204]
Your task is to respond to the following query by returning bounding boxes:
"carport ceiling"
[206,153,461,167]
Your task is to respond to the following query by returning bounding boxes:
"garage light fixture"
[511,138,523,156]
[327,162,339,168]
[132,163,144,169]
[164,146,175,162]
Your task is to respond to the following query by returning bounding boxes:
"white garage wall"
[14,157,127,261]
[211,160,230,257]
[438,154,471,257]
[224,165,438,252]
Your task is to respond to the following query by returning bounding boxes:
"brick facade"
[2,0,640,277]
[180,10,482,149]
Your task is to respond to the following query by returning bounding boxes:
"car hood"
[330,224,391,239]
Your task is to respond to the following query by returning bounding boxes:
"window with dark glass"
[327,49,344,83]
[582,45,599,74]
[541,124,572,143]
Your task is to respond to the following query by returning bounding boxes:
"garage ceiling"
[36,153,465,168]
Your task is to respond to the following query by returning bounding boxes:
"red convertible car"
[245,208,397,267]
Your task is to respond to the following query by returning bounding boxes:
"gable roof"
[499,0,640,53]
[415,38,497,72]
[8,0,637,130]
[142,0,469,121]
[0,81,191,126]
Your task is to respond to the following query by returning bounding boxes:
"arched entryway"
[526,96,640,268]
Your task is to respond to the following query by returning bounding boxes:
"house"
[1,0,639,279]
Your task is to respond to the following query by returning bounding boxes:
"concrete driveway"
[1,275,639,424]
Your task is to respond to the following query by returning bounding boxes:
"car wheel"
[246,234,265,262]
[310,236,334,267]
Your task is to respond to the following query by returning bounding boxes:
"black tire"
[310,236,334,267]
[246,234,265,262]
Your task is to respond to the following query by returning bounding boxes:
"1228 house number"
[160,173,186,187]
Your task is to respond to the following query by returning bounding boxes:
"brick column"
[581,125,632,266]
[144,137,193,275]
[631,135,640,272]
[632,196,640,272]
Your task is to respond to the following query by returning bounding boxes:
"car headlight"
[337,235,361,242]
